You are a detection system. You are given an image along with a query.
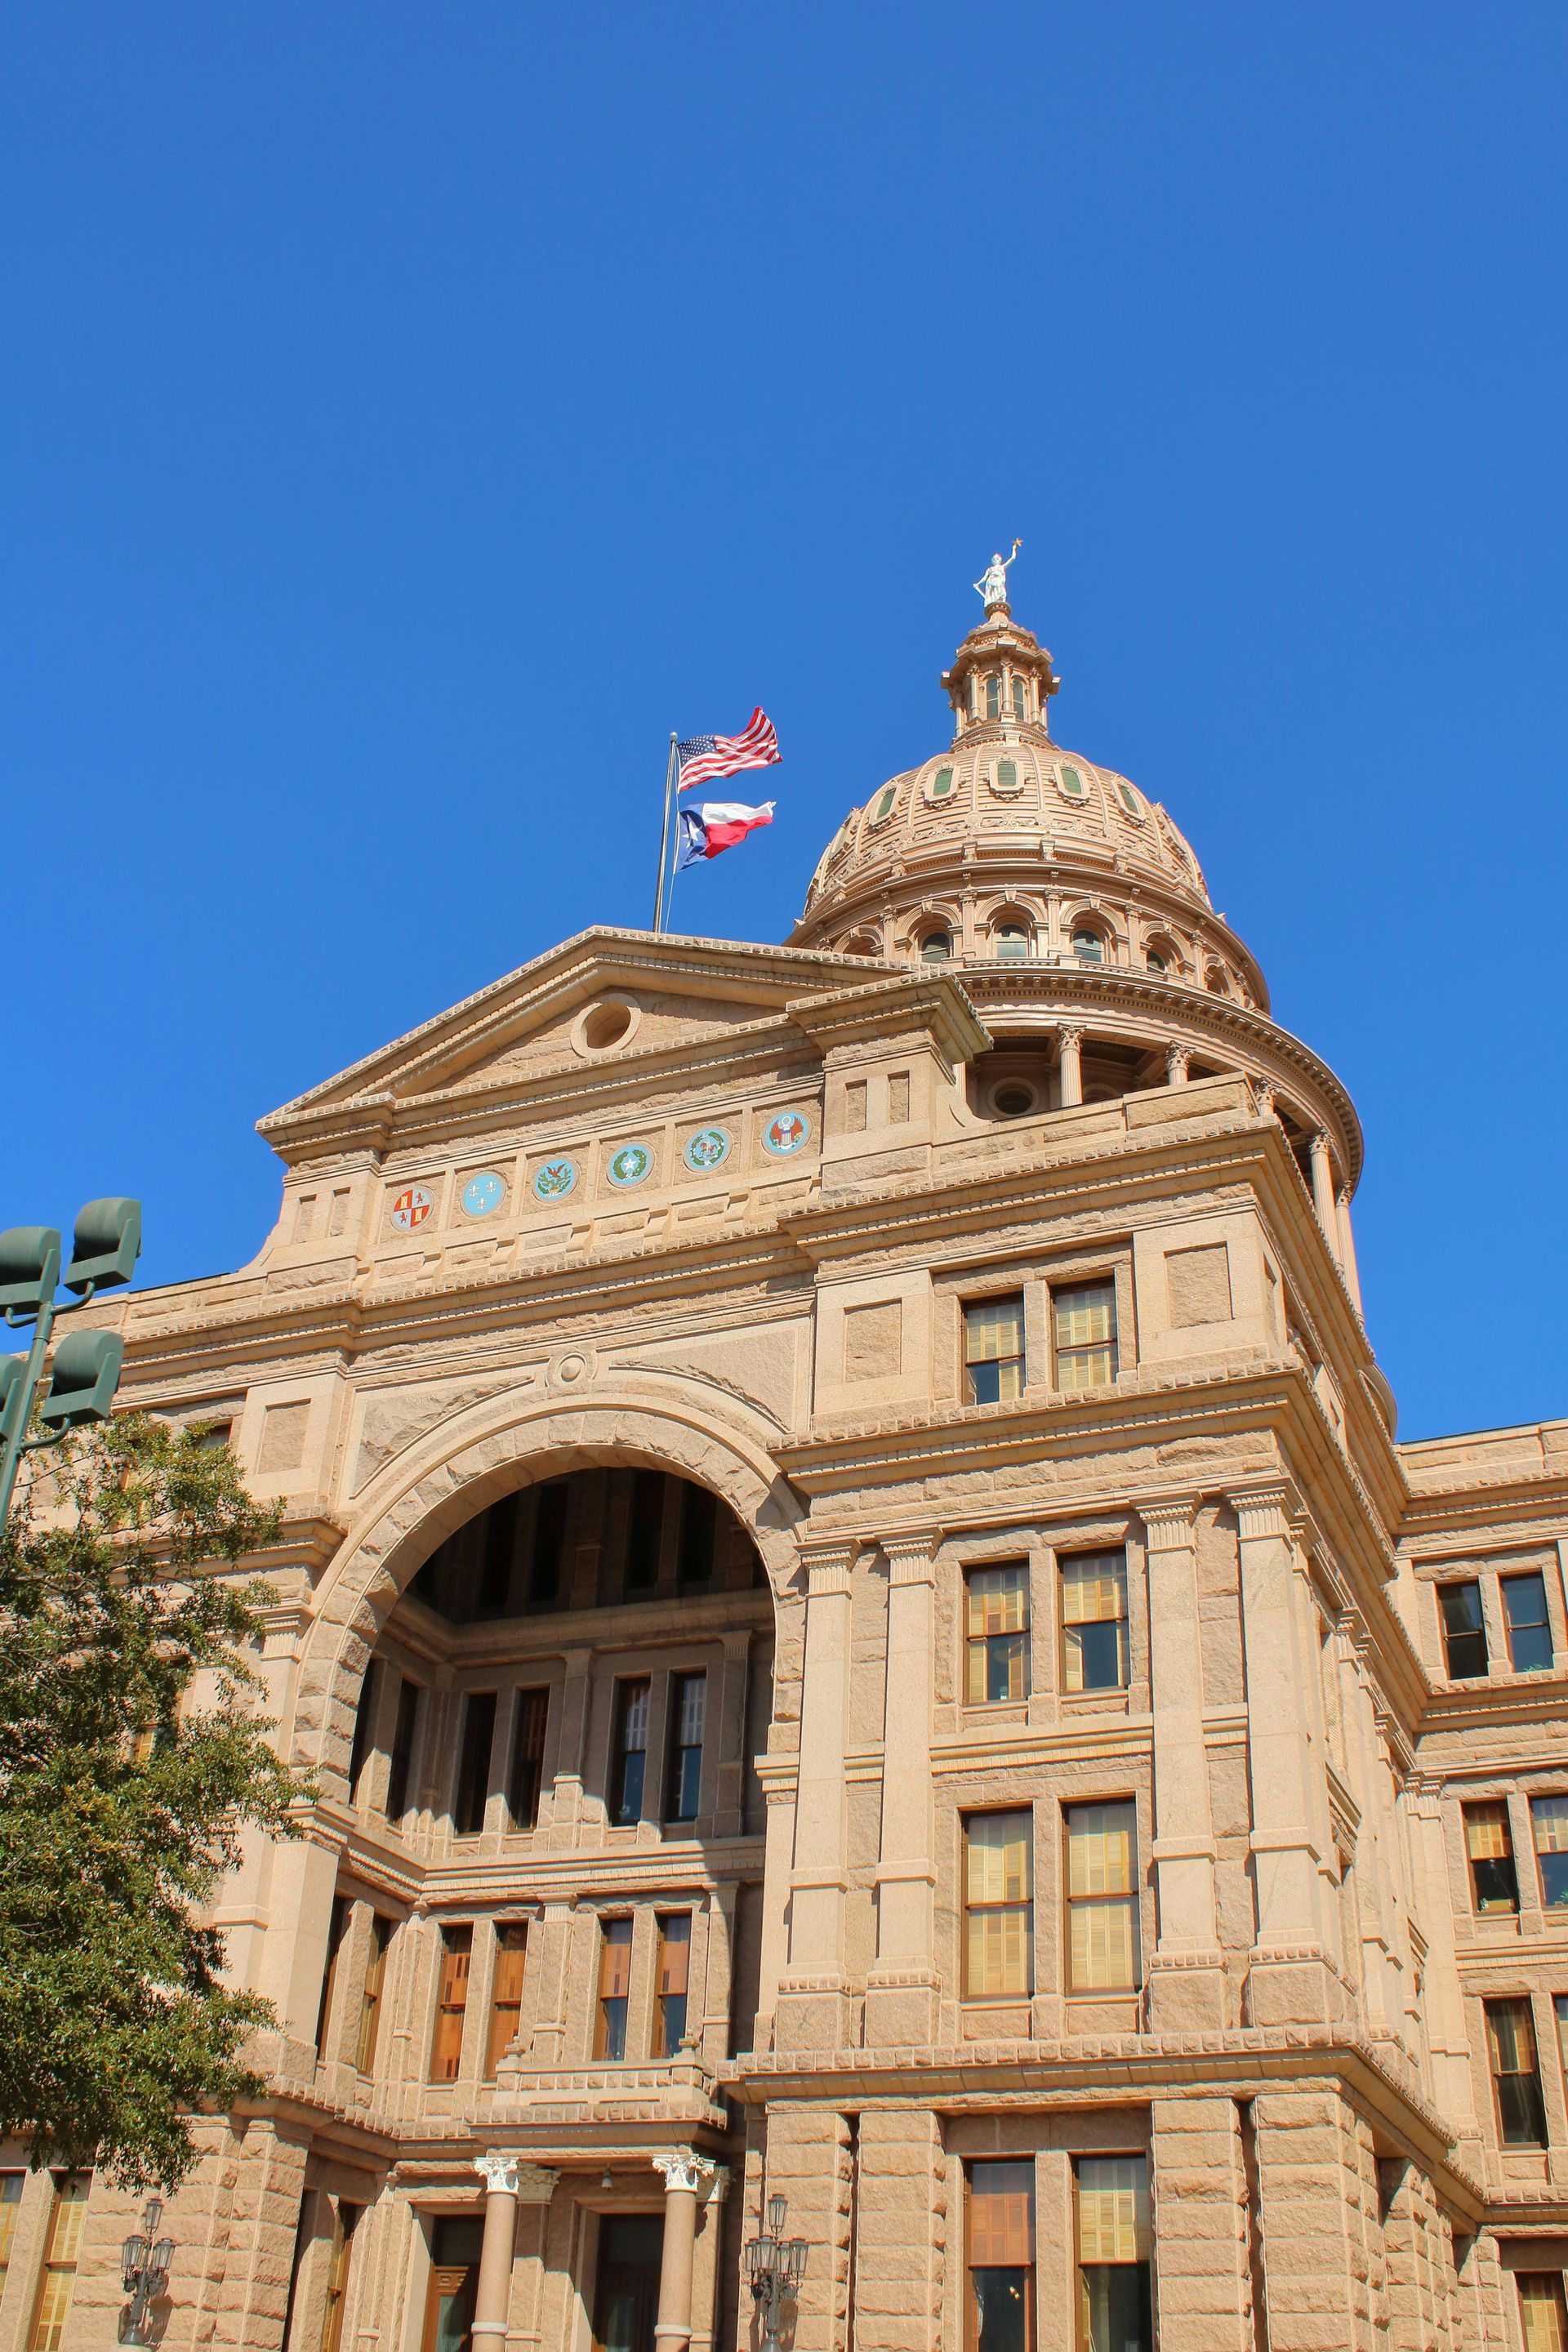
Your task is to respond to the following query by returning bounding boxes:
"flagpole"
[652,731,679,933]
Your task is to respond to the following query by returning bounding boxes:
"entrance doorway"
[421,2215,484,2352]
[592,2214,664,2352]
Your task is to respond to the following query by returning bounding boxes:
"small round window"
[991,1081,1038,1118]
[1071,929,1105,964]
[920,929,953,963]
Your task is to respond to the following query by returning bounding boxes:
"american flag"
[676,707,781,791]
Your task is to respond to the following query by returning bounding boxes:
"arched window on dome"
[1115,780,1143,818]
[1145,935,1180,978]
[929,766,956,801]
[992,924,1030,963]
[1071,927,1107,965]
[1205,964,1231,996]
[920,929,953,964]
[1057,764,1088,799]
[985,674,1002,720]
[871,783,899,824]
[1012,675,1029,721]
[842,933,880,957]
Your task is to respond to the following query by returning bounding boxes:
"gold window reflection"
[964,1811,1033,1999]
[1519,2276,1568,2352]
[965,1295,1025,1405]
[965,1563,1030,1704]
[1054,1279,1118,1390]
[1066,1802,1139,1993]
[1061,1553,1129,1693]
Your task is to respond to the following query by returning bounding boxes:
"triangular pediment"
[257,926,887,1149]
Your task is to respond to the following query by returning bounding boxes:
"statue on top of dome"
[974,539,1022,612]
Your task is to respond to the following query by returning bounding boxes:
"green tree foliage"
[0,1413,312,2190]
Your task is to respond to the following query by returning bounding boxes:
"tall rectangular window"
[1066,1802,1140,1993]
[476,1494,519,1618]
[0,2172,21,2297]
[1075,2156,1152,2352]
[28,2173,90,2352]
[966,2160,1035,2352]
[666,1673,706,1822]
[430,1924,473,2082]
[1463,1800,1520,1914]
[653,1913,692,2057]
[1504,1574,1554,1673]
[964,1811,1033,1999]
[346,1659,381,1804]
[595,1918,633,2060]
[385,1677,421,1822]
[1518,2277,1568,2352]
[507,1688,550,1829]
[1556,1993,1568,2087]
[1486,1996,1548,2146]
[1439,1581,1489,1679]
[679,1481,718,1584]
[454,1692,497,1835]
[315,1895,350,2058]
[965,1562,1030,1705]
[965,1295,1025,1405]
[626,1469,665,1592]
[319,2201,359,2352]
[1061,1552,1129,1693]
[1534,1796,1568,1910]
[528,1480,569,1607]
[611,1680,651,1827]
[354,1915,391,2074]
[485,1924,527,2078]
[1053,1279,1118,1389]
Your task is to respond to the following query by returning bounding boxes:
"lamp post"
[120,2195,174,2345]
[744,2193,807,2352]
[0,1198,140,1525]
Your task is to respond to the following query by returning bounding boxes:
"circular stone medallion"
[607,1143,653,1188]
[684,1125,731,1173]
[389,1183,434,1232]
[461,1171,506,1218]
[762,1110,812,1156]
[532,1157,578,1201]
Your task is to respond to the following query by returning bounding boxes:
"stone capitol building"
[7,576,1568,2352]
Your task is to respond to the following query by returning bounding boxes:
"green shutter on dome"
[996,760,1017,792]
[1059,764,1085,795]
[931,767,955,799]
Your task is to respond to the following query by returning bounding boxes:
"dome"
[791,599,1265,1009]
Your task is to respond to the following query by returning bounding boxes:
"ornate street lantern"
[120,2196,174,2346]
[744,2192,808,2352]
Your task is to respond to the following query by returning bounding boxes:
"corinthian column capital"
[653,2148,719,2196]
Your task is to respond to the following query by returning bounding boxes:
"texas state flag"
[675,799,775,870]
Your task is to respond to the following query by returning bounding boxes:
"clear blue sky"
[3,6,1564,1441]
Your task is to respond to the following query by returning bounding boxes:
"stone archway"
[287,1388,804,1791]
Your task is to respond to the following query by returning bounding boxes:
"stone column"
[652,2151,717,2352]
[1232,1485,1339,2024]
[775,1541,856,2051]
[1336,1188,1365,1314]
[471,2154,555,2350]
[507,2165,559,2352]
[1150,2096,1254,2352]
[1057,1025,1084,1107]
[1165,1041,1191,1086]
[1308,1133,1339,1254]
[866,1535,938,2045]
[689,2165,729,2352]
[1140,1499,1225,2029]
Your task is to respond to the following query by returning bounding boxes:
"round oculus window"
[991,1083,1038,1118]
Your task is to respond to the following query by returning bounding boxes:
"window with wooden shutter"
[429,1924,472,2082]
[1486,1996,1548,2146]
[1060,1553,1129,1693]
[1075,2156,1152,2352]
[595,1918,634,2060]
[508,1688,549,1829]
[964,1811,1033,1999]
[484,1924,527,2078]
[1053,1280,1117,1389]
[965,1563,1030,1705]
[1463,1801,1519,1913]
[1519,2276,1568,2352]
[967,2160,1035,2352]
[653,1913,693,2057]
[354,1916,392,2074]
[318,2202,359,2352]
[0,2172,21,2298]
[1066,1803,1139,1993]
[28,2174,90,2352]
[1535,1799,1568,1916]
[965,1295,1025,1405]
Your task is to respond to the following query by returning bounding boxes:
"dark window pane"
[1074,1619,1125,1693]
[507,1689,549,1829]
[1471,1857,1519,1913]
[612,1682,650,1827]
[1440,1582,1488,1678]
[454,1693,497,1835]
[385,1679,421,1820]
[666,1673,706,1823]
[987,1633,1026,1703]
[528,1481,569,1608]
[1541,1851,1568,1909]
[972,2271,1030,2352]
[969,1359,1002,1405]
[1499,2070,1548,2147]
[476,1494,519,1617]
[1080,2265,1152,2352]
[626,1471,664,1591]
[678,1483,717,1584]
[1503,1575,1553,1672]
[346,1659,380,1802]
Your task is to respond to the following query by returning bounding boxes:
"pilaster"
[865,1535,939,2047]
[1140,1499,1227,2030]
[775,1543,857,2051]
